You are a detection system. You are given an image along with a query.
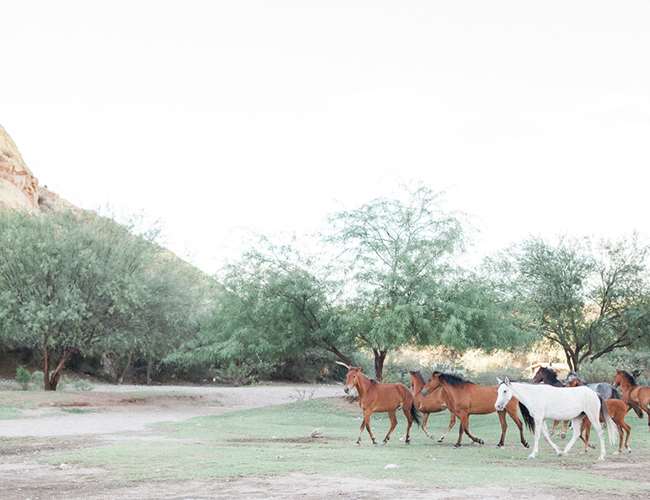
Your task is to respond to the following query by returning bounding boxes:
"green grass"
[0,406,20,419]
[46,398,650,493]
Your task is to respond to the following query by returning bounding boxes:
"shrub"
[30,370,44,390]
[15,366,31,390]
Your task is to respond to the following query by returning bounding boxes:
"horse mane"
[538,367,563,387]
[618,370,637,386]
[435,371,474,386]
[409,370,426,386]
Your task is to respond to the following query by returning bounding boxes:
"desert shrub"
[469,367,526,385]
[30,370,44,390]
[15,366,31,390]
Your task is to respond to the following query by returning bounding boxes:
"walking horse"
[337,362,419,445]
[614,369,650,431]
[420,371,529,448]
[495,377,617,460]
[409,370,456,442]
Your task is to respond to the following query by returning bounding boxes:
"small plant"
[72,379,94,392]
[15,366,31,390]
[31,370,45,390]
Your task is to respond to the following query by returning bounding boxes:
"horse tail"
[599,396,617,446]
[518,402,535,433]
[410,403,421,426]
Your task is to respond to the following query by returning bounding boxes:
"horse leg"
[496,410,507,447]
[357,411,376,445]
[623,421,632,453]
[506,405,529,448]
[615,423,624,454]
[560,418,582,456]
[528,418,543,459]
[584,411,606,461]
[461,414,484,445]
[540,421,562,456]
[402,402,414,444]
[438,413,456,443]
[383,411,397,444]
[454,413,465,447]
[561,420,568,439]
[421,412,431,437]
[581,417,591,453]
[550,419,559,436]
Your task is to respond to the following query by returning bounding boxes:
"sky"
[2,1,649,273]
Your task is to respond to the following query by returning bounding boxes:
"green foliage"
[30,370,44,389]
[15,366,31,390]
[491,235,650,370]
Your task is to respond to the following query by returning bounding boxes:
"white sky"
[2,1,649,272]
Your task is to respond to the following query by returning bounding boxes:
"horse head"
[495,376,513,411]
[336,361,363,394]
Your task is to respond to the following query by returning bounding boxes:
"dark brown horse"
[421,371,529,448]
[409,370,456,442]
[614,370,650,431]
[338,362,419,445]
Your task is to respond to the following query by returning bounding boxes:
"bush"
[30,370,44,390]
[15,366,31,390]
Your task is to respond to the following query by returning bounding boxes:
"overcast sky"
[3,1,649,272]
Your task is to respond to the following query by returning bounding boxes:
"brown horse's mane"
[618,370,638,386]
[435,371,474,386]
[409,370,426,386]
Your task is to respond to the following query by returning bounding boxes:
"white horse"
[495,377,616,460]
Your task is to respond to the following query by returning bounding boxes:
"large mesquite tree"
[494,236,650,371]
[0,211,156,390]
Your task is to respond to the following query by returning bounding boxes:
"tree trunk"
[563,348,579,372]
[118,351,134,385]
[146,359,153,385]
[43,348,73,391]
[373,349,387,381]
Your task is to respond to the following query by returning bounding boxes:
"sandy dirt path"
[0,383,342,438]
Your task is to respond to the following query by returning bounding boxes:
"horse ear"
[496,377,503,384]
[335,361,350,369]
[504,376,511,385]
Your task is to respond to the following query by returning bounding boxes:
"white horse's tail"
[599,396,617,446]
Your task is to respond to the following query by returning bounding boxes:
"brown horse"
[409,370,457,442]
[614,370,650,431]
[421,371,529,448]
[566,377,635,453]
[338,362,419,445]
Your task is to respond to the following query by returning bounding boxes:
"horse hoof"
[560,433,566,440]
[478,440,485,445]
[437,437,444,443]
[527,454,536,460]
[613,451,620,455]
[626,448,632,454]
[598,456,605,461]
[523,442,530,449]
[454,444,461,448]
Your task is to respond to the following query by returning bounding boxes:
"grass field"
[44,397,650,495]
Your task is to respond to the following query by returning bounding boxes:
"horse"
[337,362,419,445]
[495,377,617,460]
[420,371,529,448]
[531,366,569,438]
[613,369,650,431]
[565,377,635,454]
[565,372,620,400]
[409,370,456,442]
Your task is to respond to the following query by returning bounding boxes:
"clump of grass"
[15,366,31,390]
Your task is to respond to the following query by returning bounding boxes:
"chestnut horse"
[566,377,636,454]
[532,367,569,438]
[409,370,456,442]
[614,370,650,431]
[421,371,529,448]
[338,362,419,445]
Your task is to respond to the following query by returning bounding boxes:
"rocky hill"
[0,125,75,213]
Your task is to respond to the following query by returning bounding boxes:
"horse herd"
[337,361,650,460]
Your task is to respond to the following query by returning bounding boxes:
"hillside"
[0,125,75,213]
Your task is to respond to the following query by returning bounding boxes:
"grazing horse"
[495,377,617,460]
[409,370,456,442]
[532,367,569,438]
[420,371,529,448]
[565,372,620,400]
[565,377,635,454]
[614,370,650,431]
[337,362,419,445]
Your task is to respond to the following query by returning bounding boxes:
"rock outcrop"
[0,125,74,213]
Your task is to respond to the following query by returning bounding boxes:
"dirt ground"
[1,383,647,500]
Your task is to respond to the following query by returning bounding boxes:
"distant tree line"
[1,187,649,388]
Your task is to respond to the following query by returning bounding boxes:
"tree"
[328,186,466,380]
[496,236,650,371]
[0,211,157,390]
[171,241,353,382]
